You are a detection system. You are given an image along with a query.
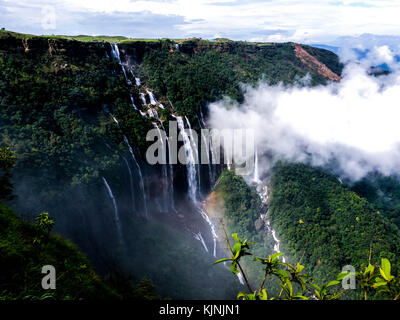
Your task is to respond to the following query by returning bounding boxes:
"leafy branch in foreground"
[214,233,349,300]
[215,233,400,300]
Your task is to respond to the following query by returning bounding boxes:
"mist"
[208,46,400,181]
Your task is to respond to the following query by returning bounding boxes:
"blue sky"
[1,0,400,45]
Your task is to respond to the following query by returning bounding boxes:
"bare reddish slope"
[294,44,341,82]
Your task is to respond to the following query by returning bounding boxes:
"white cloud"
[1,0,400,41]
[208,50,400,180]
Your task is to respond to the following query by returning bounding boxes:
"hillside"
[268,163,400,296]
[0,29,354,299]
[0,202,119,300]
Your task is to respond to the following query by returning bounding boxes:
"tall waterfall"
[200,109,217,185]
[110,43,139,111]
[102,177,124,248]
[253,147,260,183]
[123,135,148,218]
[257,183,286,263]
[110,43,130,85]
[173,115,198,202]
[198,118,213,189]
[123,156,135,213]
[107,111,147,218]
[185,116,201,194]
[160,121,176,211]
[199,207,218,257]
[153,123,169,211]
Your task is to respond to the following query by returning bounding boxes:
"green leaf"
[232,243,242,259]
[213,258,232,265]
[326,280,340,288]
[296,263,304,273]
[372,277,387,288]
[230,261,239,274]
[274,269,289,280]
[364,264,375,276]
[381,258,391,281]
[237,292,246,300]
[232,233,241,243]
[259,289,268,300]
[337,271,350,281]
[270,252,283,261]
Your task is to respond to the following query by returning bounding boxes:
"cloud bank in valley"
[208,47,400,181]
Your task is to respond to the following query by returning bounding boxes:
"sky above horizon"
[1,0,400,45]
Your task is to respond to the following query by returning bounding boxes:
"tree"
[0,147,15,201]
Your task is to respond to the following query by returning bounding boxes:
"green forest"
[1,28,400,301]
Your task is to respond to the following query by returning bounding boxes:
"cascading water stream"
[147,90,157,105]
[139,93,147,106]
[110,43,130,85]
[122,156,135,213]
[256,183,286,263]
[194,232,209,252]
[110,43,139,111]
[160,121,176,212]
[153,123,169,212]
[102,177,124,248]
[173,115,198,202]
[199,207,218,257]
[253,147,261,184]
[185,116,201,194]
[107,111,148,218]
[198,118,213,189]
[123,135,148,219]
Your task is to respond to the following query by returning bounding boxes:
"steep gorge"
[0,30,348,298]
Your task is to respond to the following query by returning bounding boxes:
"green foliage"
[0,147,15,200]
[0,202,119,300]
[138,40,342,123]
[214,170,275,286]
[215,233,347,300]
[268,162,400,292]
[356,258,400,300]
[35,212,54,233]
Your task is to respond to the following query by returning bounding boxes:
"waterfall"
[173,115,198,202]
[185,116,201,194]
[253,147,260,183]
[110,43,130,85]
[198,118,213,189]
[257,184,286,263]
[129,94,138,110]
[199,208,218,257]
[135,77,141,86]
[194,232,208,252]
[153,123,169,212]
[147,90,157,105]
[123,157,135,213]
[139,93,147,106]
[160,121,176,211]
[107,111,147,218]
[102,177,124,248]
[123,135,148,219]
[200,109,217,184]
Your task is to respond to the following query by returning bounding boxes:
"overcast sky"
[1,0,400,45]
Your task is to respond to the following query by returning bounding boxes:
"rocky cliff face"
[294,44,341,81]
